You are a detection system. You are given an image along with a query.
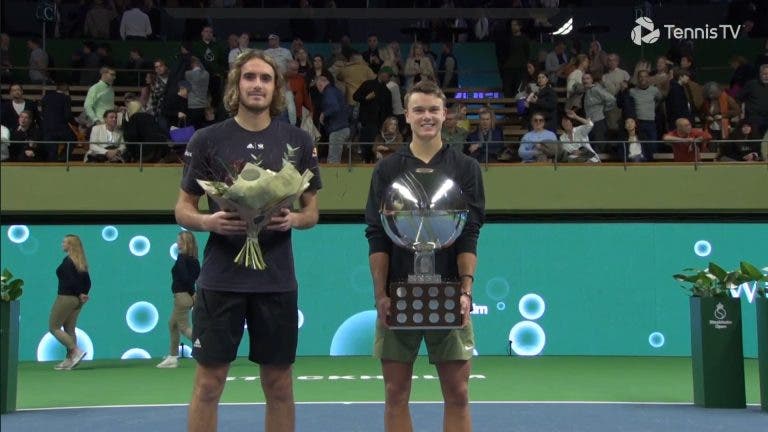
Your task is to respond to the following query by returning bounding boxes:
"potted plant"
[673,261,765,409]
[755,268,768,412]
[1,268,23,414]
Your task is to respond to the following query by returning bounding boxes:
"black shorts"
[192,289,298,365]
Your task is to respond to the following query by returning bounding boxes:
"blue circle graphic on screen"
[7,225,30,244]
[485,277,510,301]
[649,332,665,348]
[126,301,159,333]
[497,302,506,311]
[694,240,711,257]
[101,226,119,242]
[298,309,305,328]
[169,242,179,260]
[121,348,151,359]
[330,310,377,356]
[518,293,545,320]
[508,321,546,356]
[36,328,94,361]
[129,236,151,256]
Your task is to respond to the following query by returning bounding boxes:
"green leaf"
[740,261,767,281]
[1,268,12,281]
[707,262,728,282]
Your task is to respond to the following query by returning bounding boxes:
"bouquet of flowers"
[196,146,314,270]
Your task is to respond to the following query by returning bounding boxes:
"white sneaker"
[156,356,179,368]
[69,349,87,369]
[54,359,72,370]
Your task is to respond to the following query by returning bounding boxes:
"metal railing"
[2,139,766,172]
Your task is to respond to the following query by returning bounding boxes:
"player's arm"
[175,189,246,235]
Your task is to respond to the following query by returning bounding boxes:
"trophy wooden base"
[387,281,463,329]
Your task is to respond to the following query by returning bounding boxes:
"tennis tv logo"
[631,17,743,46]
[631,17,661,45]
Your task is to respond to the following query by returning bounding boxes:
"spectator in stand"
[294,48,311,78]
[228,32,250,70]
[1,83,38,130]
[720,121,762,162]
[85,109,126,163]
[380,67,404,133]
[727,55,756,97]
[373,116,403,161]
[465,108,504,162]
[650,56,673,97]
[515,62,539,98]
[353,67,393,163]
[76,41,102,85]
[571,72,616,152]
[630,59,651,87]
[666,68,694,131]
[621,117,646,162]
[588,40,609,78]
[140,71,156,112]
[560,109,599,163]
[756,40,768,71]
[40,82,74,162]
[663,118,712,162]
[438,42,460,97]
[151,59,175,131]
[120,0,152,40]
[701,81,740,143]
[679,55,696,82]
[501,19,531,99]
[315,75,349,164]
[363,34,383,74]
[122,100,169,163]
[442,107,469,156]
[185,56,209,130]
[602,54,631,97]
[286,60,313,128]
[144,0,163,40]
[126,48,152,71]
[192,26,227,106]
[264,33,293,75]
[378,45,399,85]
[525,72,558,134]
[84,67,116,126]
[27,38,49,84]
[290,38,305,58]
[518,111,559,163]
[97,44,117,68]
[545,40,569,87]
[337,50,376,132]
[387,41,404,80]
[566,54,589,101]
[84,0,115,39]
[1,33,11,82]
[0,124,9,161]
[164,81,190,129]
[629,70,662,158]
[738,64,768,136]
[225,34,238,53]
[404,42,436,91]
[10,111,42,162]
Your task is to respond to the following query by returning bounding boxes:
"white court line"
[17,401,762,411]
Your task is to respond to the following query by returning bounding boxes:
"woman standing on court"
[157,231,200,368]
[49,234,91,371]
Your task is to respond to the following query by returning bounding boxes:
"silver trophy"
[380,168,469,329]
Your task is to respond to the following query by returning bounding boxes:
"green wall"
[2,222,765,361]
[2,164,767,215]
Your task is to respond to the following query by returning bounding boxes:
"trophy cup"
[380,169,469,329]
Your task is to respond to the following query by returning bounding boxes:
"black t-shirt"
[56,256,91,296]
[181,118,322,293]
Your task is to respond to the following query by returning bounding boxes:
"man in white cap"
[264,33,293,75]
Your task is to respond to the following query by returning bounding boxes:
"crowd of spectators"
[1,2,766,165]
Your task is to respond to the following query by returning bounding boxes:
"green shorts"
[373,319,475,364]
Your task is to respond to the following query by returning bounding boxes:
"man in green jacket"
[191,25,227,106]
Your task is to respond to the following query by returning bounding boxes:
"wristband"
[459,274,474,282]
